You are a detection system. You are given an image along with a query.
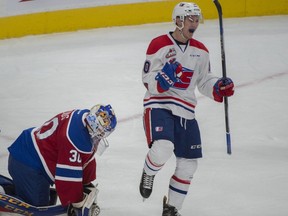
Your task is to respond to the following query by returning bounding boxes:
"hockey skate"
[162,196,181,216]
[139,169,155,200]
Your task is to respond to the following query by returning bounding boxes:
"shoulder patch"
[165,48,177,59]
[143,60,151,73]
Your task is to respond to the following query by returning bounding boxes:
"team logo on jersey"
[165,48,176,59]
[173,67,194,89]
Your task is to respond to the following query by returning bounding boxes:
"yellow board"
[0,0,287,39]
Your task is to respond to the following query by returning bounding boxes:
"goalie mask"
[85,104,117,139]
[172,2,203,29]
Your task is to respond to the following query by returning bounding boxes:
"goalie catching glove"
[67,184,100,216]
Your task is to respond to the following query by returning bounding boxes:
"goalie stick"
[0,193,67,216]
[213,0,232,155]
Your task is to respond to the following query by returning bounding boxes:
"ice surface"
[0,15,288,216]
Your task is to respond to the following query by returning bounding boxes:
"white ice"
[0,15,288,216]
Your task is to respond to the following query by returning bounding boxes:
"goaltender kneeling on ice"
[0,104,117,216]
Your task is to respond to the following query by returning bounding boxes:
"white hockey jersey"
[142,33,219,120]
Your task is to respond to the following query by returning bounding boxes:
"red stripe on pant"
[144,108,152,147]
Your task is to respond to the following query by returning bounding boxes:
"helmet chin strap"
[176,22,189,42]
[180,30,189,41]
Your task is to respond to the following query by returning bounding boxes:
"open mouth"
[189,29,195,33]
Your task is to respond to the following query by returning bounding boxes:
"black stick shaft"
[213,0,231,154]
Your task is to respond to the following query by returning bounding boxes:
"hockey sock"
[144,140,174,176]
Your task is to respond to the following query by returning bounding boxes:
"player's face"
[182,15,200,39]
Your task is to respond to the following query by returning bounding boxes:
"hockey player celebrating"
[7,104,117,216]
[139,2,234,216]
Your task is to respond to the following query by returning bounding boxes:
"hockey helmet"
[85,104,117,139]
[172,2,203,24]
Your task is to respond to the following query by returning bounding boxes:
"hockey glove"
[213,77,235,102]
[170,61,185,82]
[156,61,181,92]
[67,184,100,216]
[68,203,99,216]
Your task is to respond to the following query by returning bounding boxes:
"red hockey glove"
[213,77,234,102]
[166,58,185,82]
[170,61,184,81]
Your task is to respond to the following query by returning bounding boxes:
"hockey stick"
[0,193,67,216]
[213,0,232,155]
